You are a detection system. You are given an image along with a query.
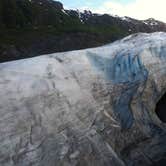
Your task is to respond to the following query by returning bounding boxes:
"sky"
[59,0,166,22]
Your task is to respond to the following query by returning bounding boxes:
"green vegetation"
[0,0,128,47]
[0,0,133,62]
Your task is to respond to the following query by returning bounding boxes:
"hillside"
[0,0,166,62]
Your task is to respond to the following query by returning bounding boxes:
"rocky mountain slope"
[0,0,166,62]
[0,32,166,166]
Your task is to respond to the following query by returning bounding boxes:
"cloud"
[91,0,166,22]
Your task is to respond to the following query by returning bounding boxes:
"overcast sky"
[59,0,166,22]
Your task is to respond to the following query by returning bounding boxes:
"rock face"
[0,32,166,166]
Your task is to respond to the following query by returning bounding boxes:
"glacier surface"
[0,32,166,166]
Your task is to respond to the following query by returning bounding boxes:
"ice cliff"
[0,32,166,166]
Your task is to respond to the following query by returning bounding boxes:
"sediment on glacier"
[0,32,166,166]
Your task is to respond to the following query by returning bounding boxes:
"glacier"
[0,32,166,166]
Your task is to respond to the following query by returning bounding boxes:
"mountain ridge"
[0,0,166,62]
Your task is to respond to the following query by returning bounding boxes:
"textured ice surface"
[0,32,166,166]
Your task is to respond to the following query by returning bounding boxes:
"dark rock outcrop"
[0,32,166,166]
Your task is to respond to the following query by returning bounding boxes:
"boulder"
[0,32,166,166]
